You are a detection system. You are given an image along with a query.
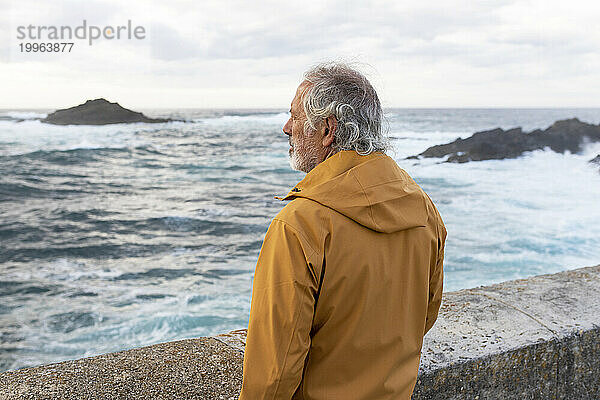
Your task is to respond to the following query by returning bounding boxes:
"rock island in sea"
[41,98,172,125]
[408,118,600,163]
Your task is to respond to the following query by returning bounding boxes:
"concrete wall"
[1,264,599,399]
[411,264,600,399]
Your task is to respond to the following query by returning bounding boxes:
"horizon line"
[2,106,600,111]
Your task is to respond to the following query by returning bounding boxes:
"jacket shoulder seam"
[271,217,320,259]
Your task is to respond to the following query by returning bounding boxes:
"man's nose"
[282,119,292,136]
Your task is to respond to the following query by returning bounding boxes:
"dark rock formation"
[41,98,171,125]
[409,118,600,163]
[590,154,600,173]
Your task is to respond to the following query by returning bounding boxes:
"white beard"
[289,143,321,173]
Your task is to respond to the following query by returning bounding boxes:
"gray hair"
[301,62,389,155]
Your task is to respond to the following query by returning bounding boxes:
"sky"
[1,0,599,109]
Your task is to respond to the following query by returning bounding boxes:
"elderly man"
[239,62,446,400]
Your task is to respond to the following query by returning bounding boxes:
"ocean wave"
[0,182,86,202]
[0,243,183,264]
[0,145,169,167]
[0,111,48,120]
[0,121,158,157]
[112,268,199,281]
[196,112,289,125]
[0,280,61,297]
[47,311,104,333]
[5,147,130,164]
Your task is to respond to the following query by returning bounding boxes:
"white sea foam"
[398,140,600,291]
[0,111,48,120]
[198,112,289,125]
[0,119,154,155]
[389,130,467,158]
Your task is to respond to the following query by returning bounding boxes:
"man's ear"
[322,116,337,147]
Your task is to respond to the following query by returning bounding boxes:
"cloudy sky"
[1,0,599,108]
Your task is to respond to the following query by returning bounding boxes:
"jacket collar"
[275,150,386,201]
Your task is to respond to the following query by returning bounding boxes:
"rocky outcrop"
[41,98,171,125]
[409,118,600,163]
[590,154,600,173]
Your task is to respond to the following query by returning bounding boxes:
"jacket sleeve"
[424,223,446,335]
[239,218,321,400]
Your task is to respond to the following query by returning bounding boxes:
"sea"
[1,108,599,372]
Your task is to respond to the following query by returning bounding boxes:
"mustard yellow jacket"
[239,150,446,400]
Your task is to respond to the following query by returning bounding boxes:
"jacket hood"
[277,150,428,233]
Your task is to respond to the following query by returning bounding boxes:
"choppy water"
[1,108,599,371]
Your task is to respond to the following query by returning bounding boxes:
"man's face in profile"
[282,81,326,173]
